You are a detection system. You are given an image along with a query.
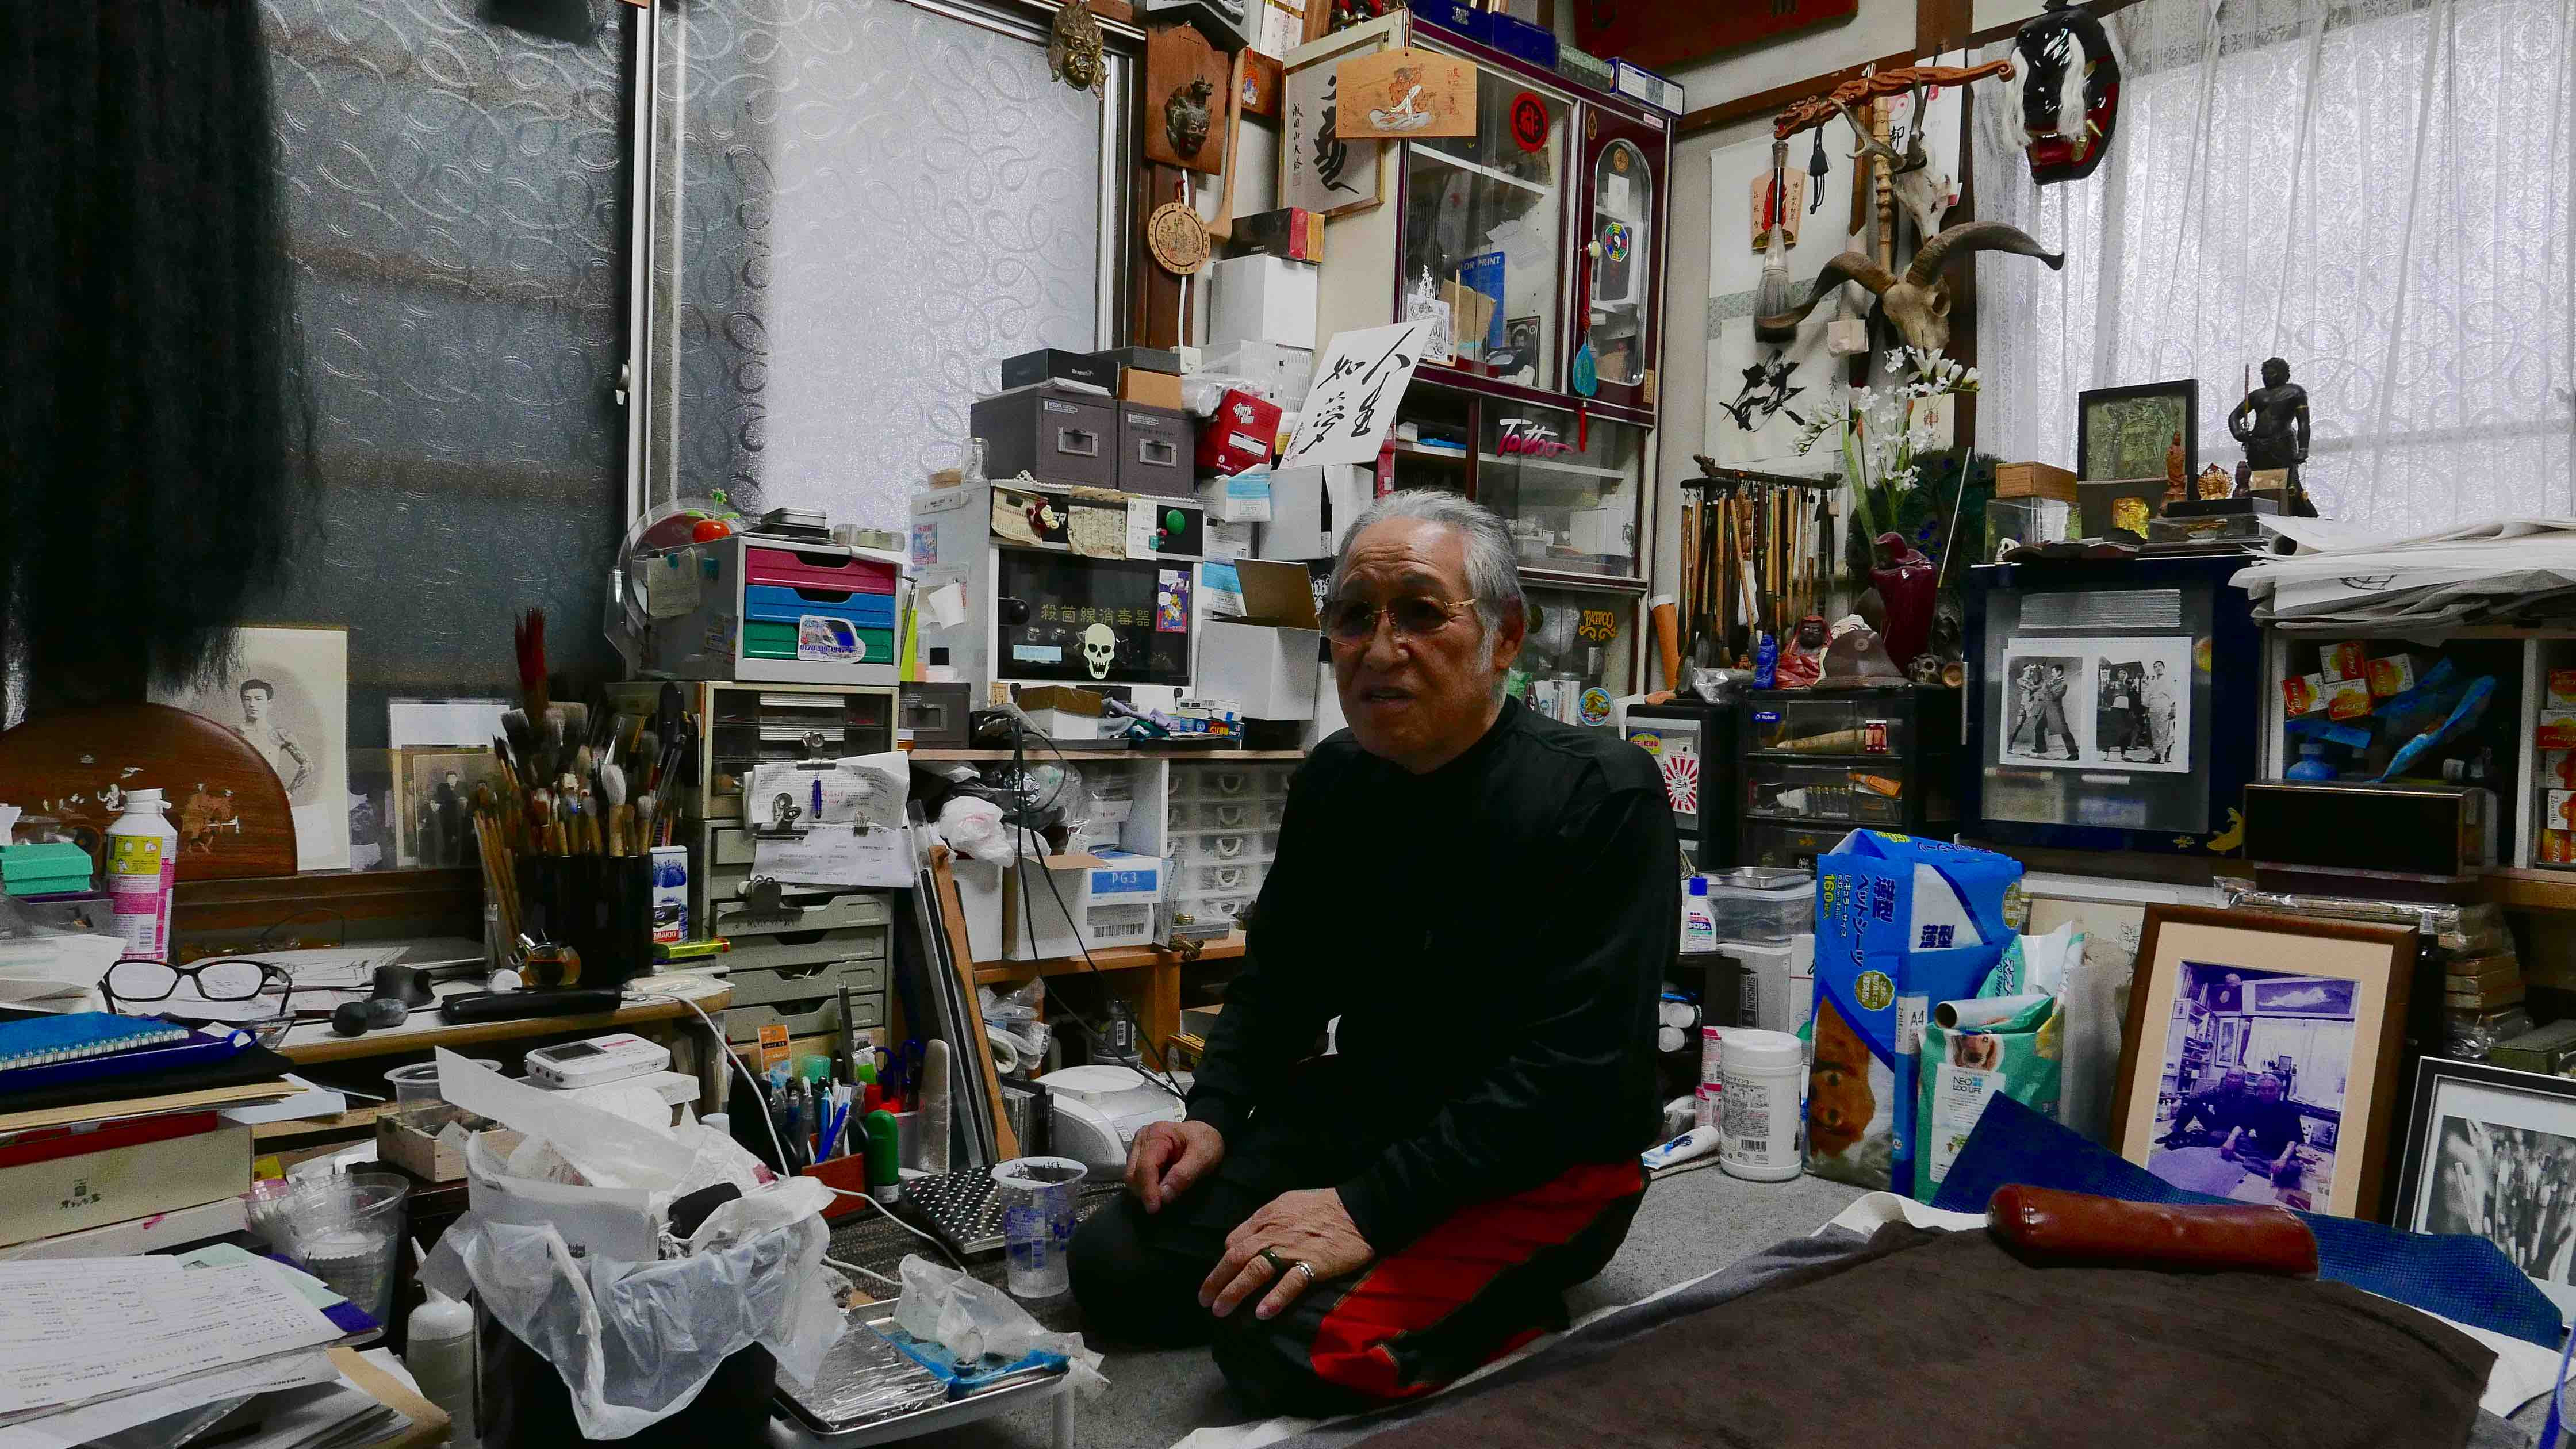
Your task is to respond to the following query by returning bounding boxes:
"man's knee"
[1070,1194,1212,1347]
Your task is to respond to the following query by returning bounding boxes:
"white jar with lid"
[1717,1029,1806,1182]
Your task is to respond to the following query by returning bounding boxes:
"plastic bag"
[892,1255,1106,1393]
[979,982,1053,1066]
[424,1215,846,1440]
[934,796,1013,862]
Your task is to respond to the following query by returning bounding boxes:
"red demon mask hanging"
[2007,1,2121,183]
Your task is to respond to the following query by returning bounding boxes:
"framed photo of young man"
[2112,906,2416,1219]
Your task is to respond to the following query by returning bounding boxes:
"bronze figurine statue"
[2228,358,2314,515]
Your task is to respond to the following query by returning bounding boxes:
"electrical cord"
[1003,718,1190,1104]
[622,982,965,1271]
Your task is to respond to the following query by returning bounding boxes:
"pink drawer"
[746,546,897,594]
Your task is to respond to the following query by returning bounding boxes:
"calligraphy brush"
[599,762,628,857]
[1755,139,1793,319]
[514,609,549,725]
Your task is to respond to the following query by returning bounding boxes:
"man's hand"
[1125,1120,1224,1214]
[1200,1188,1375,1321]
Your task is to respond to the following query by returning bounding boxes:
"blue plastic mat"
[1934,1095,2566,1348]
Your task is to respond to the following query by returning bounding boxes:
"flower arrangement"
[1797,347,1981,550]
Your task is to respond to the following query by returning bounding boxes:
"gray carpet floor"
[859,1164,1869,1449]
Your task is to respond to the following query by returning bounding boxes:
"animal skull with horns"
[1754,221,2064,355]
[1838,80,1953,244]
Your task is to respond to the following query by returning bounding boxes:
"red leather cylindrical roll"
[1987,1184,2320,1276]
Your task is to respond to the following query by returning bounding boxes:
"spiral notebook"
[0,1013,190,1071]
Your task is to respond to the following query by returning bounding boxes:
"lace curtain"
[1973,0,2576,532]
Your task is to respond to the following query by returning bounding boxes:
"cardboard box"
[1807,833,2021,1194]
[1204,518,1257,561]
[1197,388,1285,476]
[2324,676,2374,721]
[1096,345,1183,374]
[650,844,688,945]
[2550,669,2576,709]
[1718,933,1816,1035]
[1199,559,1322,720]
[2540,710,2576,751]
[1489,10,1557,67]
[2320,641,2368,682]
[1609,57,1684,113]
[1442,278,1497,356]
[1000,850,1167,957]
[1262,462,1376,560]
[1018,685,1114,741]
[1995,462,2080,502]
[1201,469,1274,523]
[378,1103,527,1184]
[2366,653,2419,699]
[1119,367,1184,411]
[2548,791,2576,832]
[2282,673,2327,716]
[1209,254,1318,351]
[950,855,1005,961]
[2545,828,2576,867]
[0,1115,251,1247]
[1200,339,1316,410]
[1233,207,1324,264]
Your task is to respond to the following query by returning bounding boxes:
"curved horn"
[1905,220,2065,286]
[1755,251,1898,342]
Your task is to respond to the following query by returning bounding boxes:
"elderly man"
[1070,493,1674,1414]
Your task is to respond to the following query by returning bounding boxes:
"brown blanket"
[1360,1224,2494,1449]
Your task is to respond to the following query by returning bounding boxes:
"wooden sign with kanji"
[1573,0,1858,75]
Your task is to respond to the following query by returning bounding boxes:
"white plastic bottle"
[106,789,178,961]
[1718,1029,1807,1183]
[405,1288,479,1449]
[1680,876,1717,954]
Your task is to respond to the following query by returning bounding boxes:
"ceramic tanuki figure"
[1868,531,1938,672]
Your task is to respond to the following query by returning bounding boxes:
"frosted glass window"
[642,0,1133,530]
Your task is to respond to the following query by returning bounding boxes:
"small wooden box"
[377,1103,523,1184]
[1995,461,2079,502]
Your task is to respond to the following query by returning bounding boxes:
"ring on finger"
[1289,1260,1316,1287]
[1256,1247,1287,1279]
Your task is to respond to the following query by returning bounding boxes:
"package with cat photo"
[1805,831,2022,1190]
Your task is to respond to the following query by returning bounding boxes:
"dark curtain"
[1,0,309,708]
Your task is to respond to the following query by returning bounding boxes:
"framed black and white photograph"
[2115,907,2414,1218]
[1997,648,2088,767]
[2084,636,2193,773]
[2077,379,2198,482]
[149,624,351,872]
[2395,1059,2576,1322]
[390,747,504,869]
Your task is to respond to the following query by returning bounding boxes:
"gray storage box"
[1119,403,1197,497]
[972,384,1118,488]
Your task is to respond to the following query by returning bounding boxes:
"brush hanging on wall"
[1,2,312,711]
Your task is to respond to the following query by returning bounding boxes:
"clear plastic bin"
[1748,696,1907,757]
[1169,766,1266,800]
[1745,763,1907,825]
[1179,861,1267,896]
[1167,828,1277,864]
[1171,892,1256,927]
[1168,799,1266,831]
[1704,868,1816,942]
[1741,821,1854,872]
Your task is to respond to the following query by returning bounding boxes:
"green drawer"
[718,924,888,973]
[742,619,896,665]
[724,990,884,1044]
[727,958,884,1009]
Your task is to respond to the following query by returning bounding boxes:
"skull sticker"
[1082,622,1117,679]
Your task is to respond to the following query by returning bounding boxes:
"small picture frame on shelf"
[2077,380,2199,483]
[2113,905,2416,1218]
[2392,1057,2576,1324]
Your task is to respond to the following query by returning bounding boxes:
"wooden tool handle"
[1988,1184,2319,1276]
[1203,46,1249,243]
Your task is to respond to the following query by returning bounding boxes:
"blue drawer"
[745,585,896,628]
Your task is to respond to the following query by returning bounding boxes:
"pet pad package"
[1914,994,2061,1203]
[1805,832,2021,1190]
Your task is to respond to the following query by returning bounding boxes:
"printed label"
[1896,996,1929,1055]
[108,834,171,958]
[1854,969,1895,1013]
[797,615,862,662]
[1694,1083,1721,1128]
[1929,1064,2002,1181]
[1721,1083,1774,1163]
[911,522,938,567]
[1013,644,1063,664]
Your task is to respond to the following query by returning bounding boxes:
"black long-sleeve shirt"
[1185,698,1677,1252]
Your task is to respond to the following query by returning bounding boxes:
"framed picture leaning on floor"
[2393,1058,2576,1324]
[2113,906,2416,1219]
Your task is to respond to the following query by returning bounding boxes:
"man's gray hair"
[1324,491,1527,639]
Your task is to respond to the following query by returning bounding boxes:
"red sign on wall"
[1572,0,1860,75]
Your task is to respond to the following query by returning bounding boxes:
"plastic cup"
[273,1169,411,1327]
[385,1059,502,1105]
[990,1156,1088,1299]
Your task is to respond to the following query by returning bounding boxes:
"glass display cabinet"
[1292,7,1672,691]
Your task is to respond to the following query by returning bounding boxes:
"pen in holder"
[515,854,654,990]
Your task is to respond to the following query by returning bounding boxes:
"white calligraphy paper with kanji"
[1281,319,1432,470]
